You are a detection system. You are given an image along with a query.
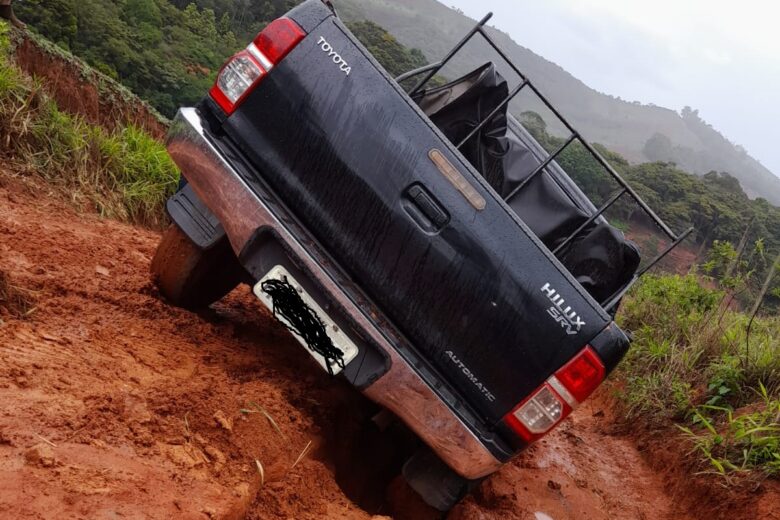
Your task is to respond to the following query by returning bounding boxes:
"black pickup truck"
[151,0,691,511]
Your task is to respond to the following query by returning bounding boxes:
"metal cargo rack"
[395,13,695,312]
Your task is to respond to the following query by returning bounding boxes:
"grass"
[679,384,780,478]
[0,21,178,228]
[0,270,35,320]
[291,440,312,469]
[241,402,286,439]
[255,459,266,487]
[616,273,780,478]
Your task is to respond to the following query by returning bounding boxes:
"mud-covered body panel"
[220,14,612,422]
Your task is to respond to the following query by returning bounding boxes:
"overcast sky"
[447,0,780,177]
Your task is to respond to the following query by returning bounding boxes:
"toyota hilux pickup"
[151,0,691,511]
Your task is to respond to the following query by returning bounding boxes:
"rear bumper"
[166,107,504,479]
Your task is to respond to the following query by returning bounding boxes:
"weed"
[241,402,286,439]
[0,270,35,320]
[255,459,266,487]
[679,384,780,477]
[291,440,312,469]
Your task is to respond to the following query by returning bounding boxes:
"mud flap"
[166,183,226,250]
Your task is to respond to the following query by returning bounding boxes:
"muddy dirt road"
[0,176,773,519]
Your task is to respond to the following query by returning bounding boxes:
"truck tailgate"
[221,16,612,423]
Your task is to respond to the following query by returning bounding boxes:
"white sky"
[447,0,780,176]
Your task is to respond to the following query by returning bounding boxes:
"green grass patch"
[680,384,780,477]
[616,273,780,478]
[0,20,177,227]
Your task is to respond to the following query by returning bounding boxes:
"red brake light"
[503,346,605,443]
[555,346,605,403]
[211,17,305,114]
[254,18,305,64]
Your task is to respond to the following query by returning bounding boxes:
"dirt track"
[0,175,776,519]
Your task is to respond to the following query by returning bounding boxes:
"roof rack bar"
[395,62,443,85]
[409,13,494,96]
[552,188,628,255]
[457,79,529,149]
[603,226,695,310]
[504,134,577,202]
[476,28,528,82]
[581,134,678,240]
[522,82,679,241]
[397,13,692,290]
[602,276,637,312]
[525,84,579,137]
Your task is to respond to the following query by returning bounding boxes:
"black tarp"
[413,63,640,305]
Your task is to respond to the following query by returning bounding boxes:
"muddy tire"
[151,224,246,309]
[403,447,480,512]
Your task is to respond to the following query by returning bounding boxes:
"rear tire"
[151,224,246,309]
[402,447,481,512]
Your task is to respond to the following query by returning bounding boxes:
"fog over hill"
[334,0,780,205]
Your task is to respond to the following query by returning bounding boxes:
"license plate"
[253,265,359,375]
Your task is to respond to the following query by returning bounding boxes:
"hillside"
[333,0,780,205]
[16,0,780,204]
[13,0,255,118]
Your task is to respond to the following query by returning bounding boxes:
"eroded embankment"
[9,29,168,140]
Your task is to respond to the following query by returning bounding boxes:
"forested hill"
[13,0,428,114]
[16,0,780,205]
[14,0,283,117]
[332,0,780,205]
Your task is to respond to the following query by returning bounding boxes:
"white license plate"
[253,265,359,375]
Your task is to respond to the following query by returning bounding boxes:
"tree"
[643,132,673,161]
[346,21,430,77]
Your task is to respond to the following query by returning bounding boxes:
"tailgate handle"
[403,184,450,233]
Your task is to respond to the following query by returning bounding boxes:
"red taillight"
[503,346,605,442]
[504,383,573,443]
[254,18,305,64]
[210,17,305,114]
[555,346,605,403]
[209,51,266,115]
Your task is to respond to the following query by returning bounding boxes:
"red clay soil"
[626,224,699,275]
[627,417,780,520]
[0,174,778,519]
